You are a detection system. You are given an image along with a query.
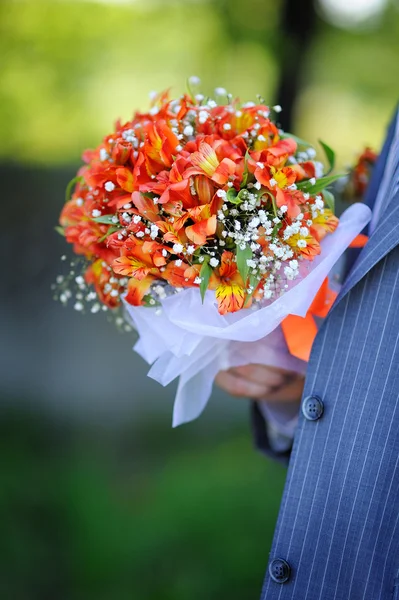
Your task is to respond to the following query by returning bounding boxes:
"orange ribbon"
[349,233,369,248]
[281,234,369,362]
[281,278,338,362]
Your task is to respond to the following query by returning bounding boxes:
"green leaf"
[142,294,160,308]
[65,175,83,204]
[244,273,261,306]
[98,226,120,243]
[319,139,335,175]
[226,188,239,203]
[322,189,335,212]
[54,226,65,237]
[259,189,278,216]
[236,244,252,285]
[241,149,251,188]
[280,132,313,148]
[92,215,118,225]
[199,258,212,303]
[271,221,283,237]
[296,173,346,195]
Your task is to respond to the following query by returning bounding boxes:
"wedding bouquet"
[56,80,371,425]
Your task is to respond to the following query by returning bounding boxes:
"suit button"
[269,558,291,583]
[302,395,324,421]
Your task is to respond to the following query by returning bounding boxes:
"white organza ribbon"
[125,203,371,426]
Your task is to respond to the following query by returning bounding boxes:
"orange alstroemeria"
[85,259,122,309]
[186,214,217,245]
[142,241,170,267]
[275,187,304,219]
[194,175,215,205]
[116,167,134,193]
[131,191,160,223]
[285,231,321,261]
[156,220,188,246]
[112,240,160,280]
[185,204,217,245]
[112,255,158,280]
[185,142,236,185]
[256,165,297,190]
[162,261,200,288]
[291,161,316,181]
[310,209,339,242]
[125,275,155,306]
[252,121,280,152]
[111,141,133,165]
[143,120,180,174]
[208,251,246,315]
[264,137,297,168]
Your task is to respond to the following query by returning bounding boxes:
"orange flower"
[186,215,217,245]
[310,209,339,242]
[125,275,155,306]
[256,165,297,190]
[185,204,217,245]
[163,261,200,288]
[131,191,160,223]
[85,259,122,309]
[291,161,316,181]
[208,251,246,314]
[185,142,236,185]
[116,167,134,193]
[275,187,305,219]
[112,239,160,280]
[143,120,180,174]
[285,231,321,261]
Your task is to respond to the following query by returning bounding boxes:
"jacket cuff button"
[269,558,291,583]
[302,395,324,421]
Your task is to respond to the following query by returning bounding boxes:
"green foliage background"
[1,0,398,165]
[0,413,286,599]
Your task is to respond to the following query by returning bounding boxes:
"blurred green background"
[1,0,398,598]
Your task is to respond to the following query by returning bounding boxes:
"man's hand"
[215,364,304,403]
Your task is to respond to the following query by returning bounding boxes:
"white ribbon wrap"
[124,204,372,426]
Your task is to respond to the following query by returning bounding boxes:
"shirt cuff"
[258,399,299,452]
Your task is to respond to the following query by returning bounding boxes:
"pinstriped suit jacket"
[255,110,399,600]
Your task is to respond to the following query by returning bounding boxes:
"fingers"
[264,375,305,403]
[215,369,275,399]
[229,364,288,389]
[215,364,305,403]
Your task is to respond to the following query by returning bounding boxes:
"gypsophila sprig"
[57,82,341,316]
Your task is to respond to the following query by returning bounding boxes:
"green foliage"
[236,244,252,284]
[297,173,345,195]
[322,189,336,212]
[98,226,120,243]
[226,187,240,204]
[65,175,83,203]
[54,225,65,237]
[0,409,286,600]
[0,0,275,165]
[280,132,313,148]
[318,139,335,174]
[92,215,118,225]
[200,258,212,302]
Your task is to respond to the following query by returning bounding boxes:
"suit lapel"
[334,107,399,307]
[364,108,398,215]
[336,190,399,305]
[341,108,398,279]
